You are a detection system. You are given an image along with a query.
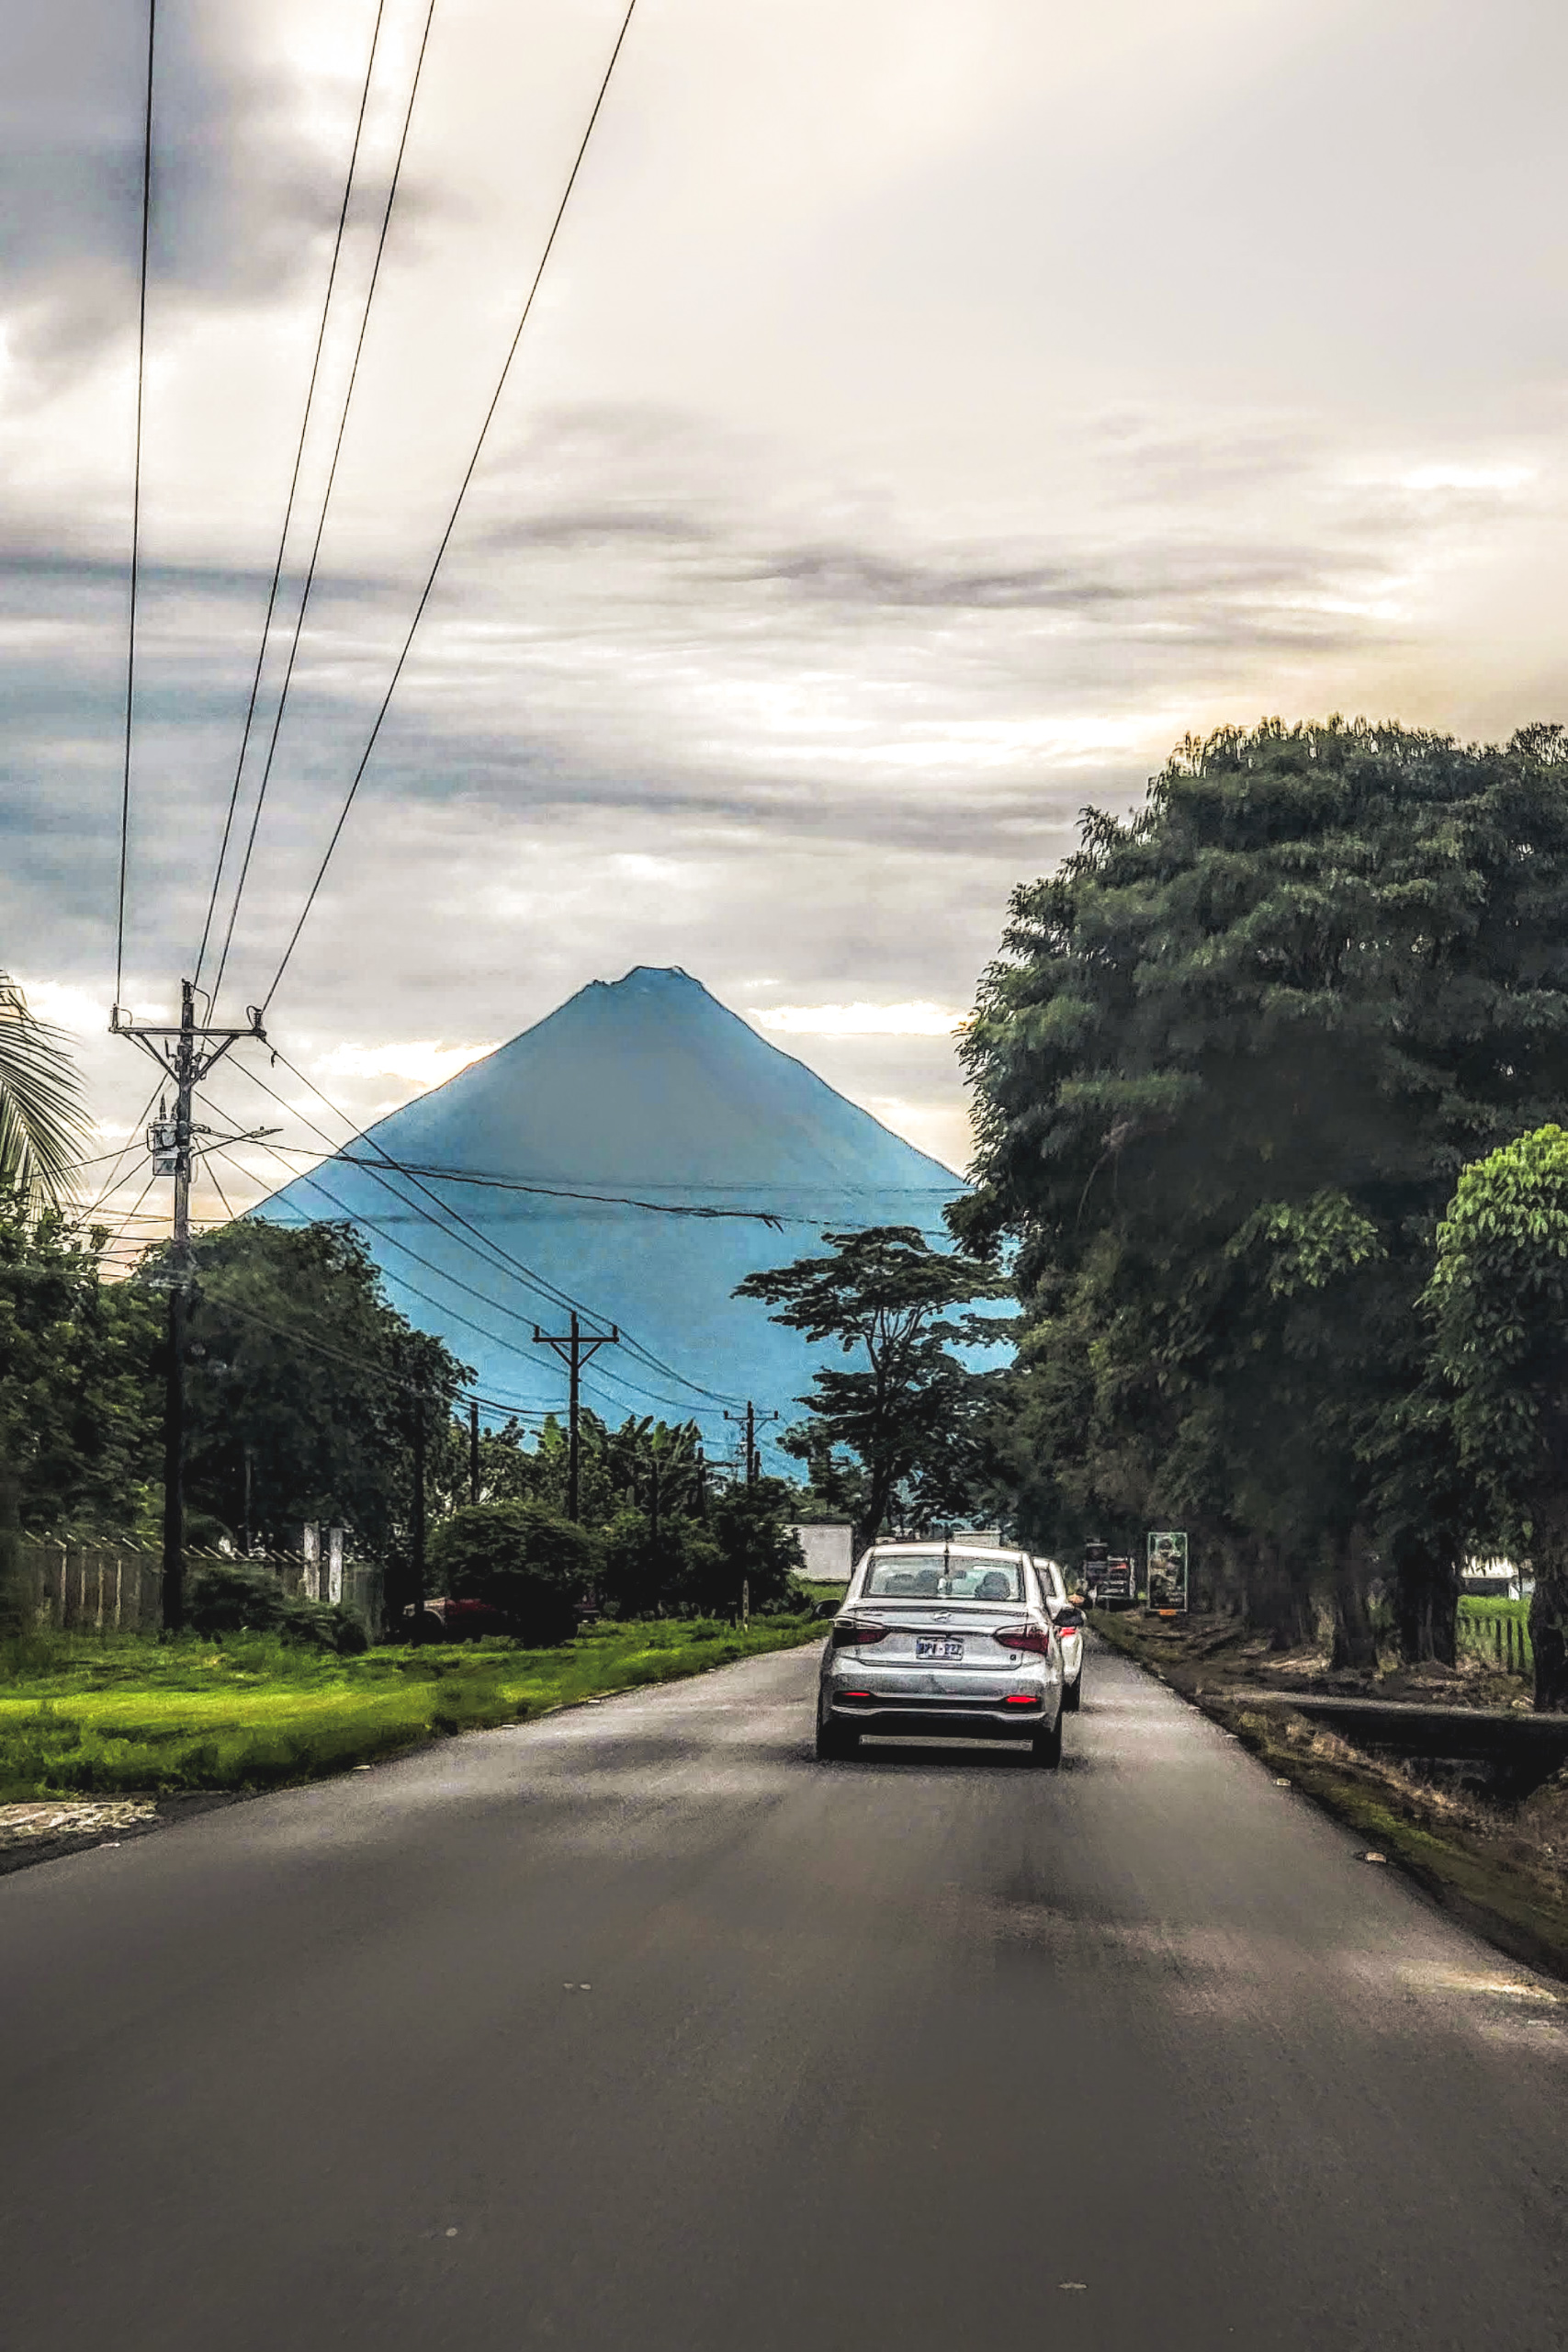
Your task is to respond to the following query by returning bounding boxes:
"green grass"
[1458,1596,1533,1674]
[0,1615,825,1800]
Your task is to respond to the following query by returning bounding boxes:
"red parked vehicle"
[403,1596,514,1643]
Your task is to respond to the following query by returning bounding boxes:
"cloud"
[0,2,360,384]
[1400,464,1534,494]
[750,1002,964,1039]
[317,1039,498,1087]
[6,0,1566,1247]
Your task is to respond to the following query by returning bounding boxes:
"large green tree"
[0,1207,161,1529]
[957,718,1568,1659]
[1426,1125,1568,1709]
[736,1227,1009,1544]
[163,1220,468,1557]
[0,1205,162,1631]
[0,979,98,1631]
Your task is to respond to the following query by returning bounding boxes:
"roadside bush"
[429,1500,592,1646]
[186,1561,290,1635]
[186,1561,367,1655]
[709,1480,806,1614]
[599,1510,723,1618]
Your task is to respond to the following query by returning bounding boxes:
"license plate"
[915,1636,964,1660]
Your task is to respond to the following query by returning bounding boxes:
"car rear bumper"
[826,1691,1053,1738]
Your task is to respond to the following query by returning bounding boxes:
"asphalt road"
[4,1640,1567,2352]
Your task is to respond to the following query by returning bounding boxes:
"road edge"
[0,1622,827,1882]
[1090,1614,1568,1987]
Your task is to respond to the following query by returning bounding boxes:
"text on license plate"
[915,1636,964,1660]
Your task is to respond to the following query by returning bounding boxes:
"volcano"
[255,967,969,1455]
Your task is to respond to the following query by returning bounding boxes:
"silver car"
[1034,1556,1087,1711]
[816,1543,1066,1767]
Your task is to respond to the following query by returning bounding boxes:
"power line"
[203,1156,240,1224]
[259,1047,748,1405]
[225,1060,586,1320]
[102,1168,160,1258]
[258,0,644,1016]
[233,1057,627,1334]
[201,1096,742,1432]
[157,1225,552,1424]
[60,1136,163,1178]
[206,1131,573,1383]
[206,1125,737,1429]
[82,1080,164,1218]
[245,1136,789,1223]
[114,0,157,1017]
[209,0,438,1011]
[130,1168,734,1450]
[193,0,392,994]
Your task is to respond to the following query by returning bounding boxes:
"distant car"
[1034,1556,1087,1712]
[403,1596,513,1643]
[816,1544,1066,1766]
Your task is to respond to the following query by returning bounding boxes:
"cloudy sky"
[4,0,1565,1243]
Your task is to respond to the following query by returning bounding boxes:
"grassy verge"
[1458,1596,1533,1674]
[1092,1611,1568,1984]
[0,1615,825,1802]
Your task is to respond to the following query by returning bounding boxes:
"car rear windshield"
[861,1554,1026,1603]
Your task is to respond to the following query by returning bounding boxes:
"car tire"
[1029,1713,1064,1769]
[816,1713,860,1762]
[1062,1675,1082,1713]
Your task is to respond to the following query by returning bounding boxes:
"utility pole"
[163,1283,186,1622]
[411,1392,428,1634]
[114,979,267,1632]
[468,1397,481,1508]
[726,1401,779,1487]
[649,1455,660,1548]
[531,1313,618,1521]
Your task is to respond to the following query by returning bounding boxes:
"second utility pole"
[115,978,266,1632]
[532,1312,619,1520]
[726,1401,779,1486]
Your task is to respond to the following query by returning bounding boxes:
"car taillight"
[997,1624,1053,1657]
[832,1619,890,1647]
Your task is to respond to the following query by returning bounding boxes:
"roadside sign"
[1146,1530,1189,1611]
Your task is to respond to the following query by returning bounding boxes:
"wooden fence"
[12,1542,383,1637]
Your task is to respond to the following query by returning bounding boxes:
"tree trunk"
[1529,1501,1568,1713]
[860,1461,900,1555]
[1392,1545,1461,1667]
[0,1448,28,1639]
[1245,1543,1311,1650]
[1329,1529,1379,1674]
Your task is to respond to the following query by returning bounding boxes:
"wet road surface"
[3,1637,1566,2350]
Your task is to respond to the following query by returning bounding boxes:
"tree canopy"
[1427,1125,1568,1705]
[956,717,1568,1655]
[0,1204,161,1534]
[736,1226,1009,1543]
[166,1219,469,1555]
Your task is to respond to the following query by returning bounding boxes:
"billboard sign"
[1146,1530,1189,1611]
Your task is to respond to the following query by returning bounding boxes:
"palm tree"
[0,975,94,1631]
[0,973,90,1212]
